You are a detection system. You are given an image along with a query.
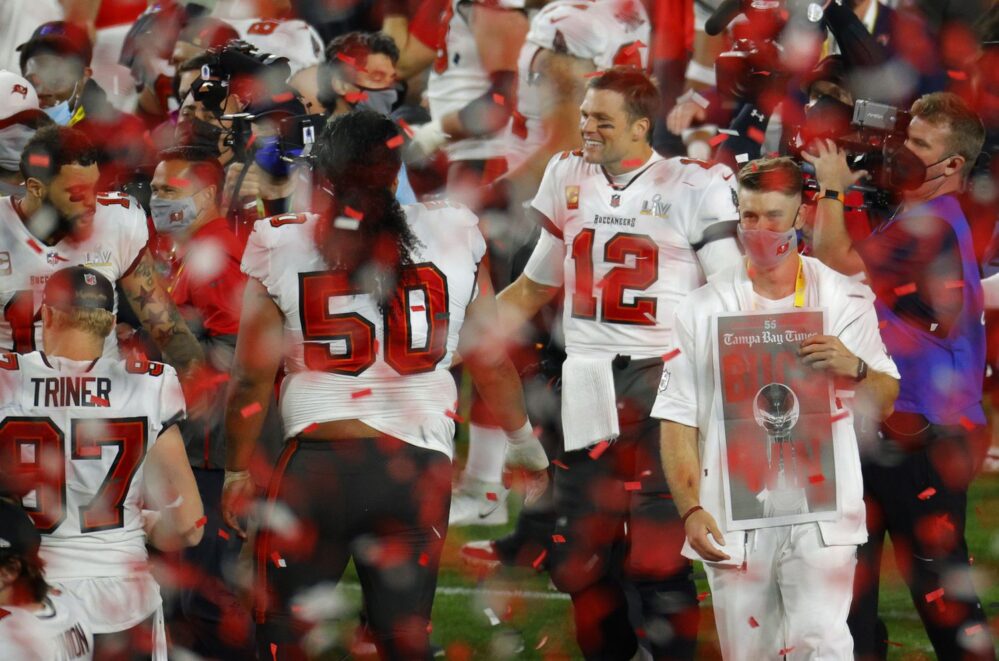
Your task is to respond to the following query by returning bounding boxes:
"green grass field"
[326,472,999,660]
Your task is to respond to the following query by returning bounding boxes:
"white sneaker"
[448,476,508,526]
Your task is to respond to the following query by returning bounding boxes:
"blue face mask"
[44,99,73,126]
[42,83,79,126]
[253,136,302,178]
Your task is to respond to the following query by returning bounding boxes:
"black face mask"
[802,95,854,143]
[883,142,926,191]
[177,117,223,156]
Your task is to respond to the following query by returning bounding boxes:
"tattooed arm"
[119,251,205,374]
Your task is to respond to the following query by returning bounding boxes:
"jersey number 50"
[299,263,450,376]
[0,417,146,533]
[572,230,659,325]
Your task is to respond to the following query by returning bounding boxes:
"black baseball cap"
[17,21,94,73]
[42,266,114,312]
[0,499,41,560]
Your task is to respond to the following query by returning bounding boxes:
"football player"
[0,499,93,661]
[480,67,743,659]
[0,266,204,660]
[221,110,548,659]
[0,125,204,373]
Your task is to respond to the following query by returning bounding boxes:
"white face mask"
[150,194,199,234]
[0,124,36,170]
[42,82,79,126]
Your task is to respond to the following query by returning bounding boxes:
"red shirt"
[168,218,246,337]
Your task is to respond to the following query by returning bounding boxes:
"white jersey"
[524,150,740,358]
[651,256,900,563]
[0,194,148,358]
[241,203,487,458]
[0,590,93,661]
[0,351,186,580]
[426,0,524,162]
[505,0,650,170]
[226,18,324,76]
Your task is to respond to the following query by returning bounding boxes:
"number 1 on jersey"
[571,230,660,325]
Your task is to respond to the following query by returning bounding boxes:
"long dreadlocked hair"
[313,110,418,304]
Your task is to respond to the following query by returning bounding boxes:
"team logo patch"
[640,194,670,218]
[0,252,10,276]
[46,251,68,266]
[610,194,621,208]
[565,185,579,210]
[84,273,97,286]
[11,84,28,99]
[731,187,739,210]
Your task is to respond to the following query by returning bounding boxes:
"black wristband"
[854,358,868,382]
[821,189,845,204]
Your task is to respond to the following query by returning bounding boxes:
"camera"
[788,98,912,210]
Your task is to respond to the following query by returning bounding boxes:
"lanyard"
[748,257,806,309]
[793,258,806,308]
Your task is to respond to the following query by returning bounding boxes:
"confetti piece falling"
[218,529,230,540]
[343,91,368,104]
[778,647,795,655]
[28,154,50,167]
[748,616,759,628]
[344,206,364,220]
[90,396,109,407]
[385,134,404,149]
[552,534,566,543]
[965,624,983,636]
[831,410,849,423]
[532,549,547,570]
[445,410,464,423]
[709,133,727,147]
[945,280,965,289]
[662,348,681,362]
[195,516,208,529]
[583,70,605,78]
[27,239,42,254]
[959,417,976,431]
[808,474,825,484]
[484,607,501,626]
[589,440,611,460]
[621,158,644,168]
[485,492,498,502]
[893,282,917,296]
[624,481,641,491]
[397,119,415,138]
[241,402,262,418]
[924,587,945,603]
[302,422,319,433]
[534,636,548,650]
[271,551,286,568]
[418,553,429,566]
[747,127,766,144]
[697,591,710,602]
[271,92,293,103]
[351,388,373,399]
[552,460,569,470]
[917,487,937,500]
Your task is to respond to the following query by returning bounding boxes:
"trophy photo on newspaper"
[713,308,841,530]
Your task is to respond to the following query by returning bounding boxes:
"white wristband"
[505,420,535,446]
[224,469,251,491]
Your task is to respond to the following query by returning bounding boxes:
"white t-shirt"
[0,351,185,580]
[523,150,741,359]
[0,194,148,357]
[505,0,651,170]
[651,256,900,564]
[240,202,487,458]
[0,590,93,661]
[426,0,525,161]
